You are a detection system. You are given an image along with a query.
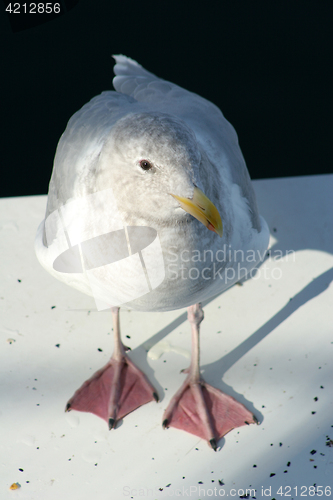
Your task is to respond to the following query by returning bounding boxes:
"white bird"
[35,55,269,450]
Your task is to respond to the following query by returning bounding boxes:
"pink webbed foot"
[162,303,257,450]
[162,375,256,450]
[66,307,158,429]
[66,355,158,429]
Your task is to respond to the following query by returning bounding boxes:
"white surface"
[1,175,333,499]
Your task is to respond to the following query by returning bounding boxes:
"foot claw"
[162,419,168,429]
[65,403,71,412]
[109,418,115,430]
[210,438,217,451]
[253,414,259,425]
[153,392,159,403]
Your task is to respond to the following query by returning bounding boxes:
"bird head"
[98,111,223,237]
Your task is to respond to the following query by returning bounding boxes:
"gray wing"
[113,55,261,231]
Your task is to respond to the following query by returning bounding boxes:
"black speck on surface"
[284,470,287,473]
[253,464,257,468]
[97,348,103,352]
[314,397,318,401]
[262,405,265,408]
[314,465,317,469]
[159,488,163,491]
[279,442,283,447]
[325,437,333,447]
[198,481,203,484]
[55,344,60,348]
[320,385,324,389]
[312,411,316,415]
[195,447,199,450]
[310,449,317,455]
[182,477,185,479]
[166,484,171,487]
[287,461,291,467]
[270,443,273,446]
[51,305,56,309]
[17,279,21,282]
[218,480,225,486]
[126,335,131,339]
[273,228,277,232]
[36,403,40,406]
[19,468,24,472]
[270,473,276,477]
[94,463,98,466]
[164,360,166,363]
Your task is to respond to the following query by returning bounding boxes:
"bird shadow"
[201,267,333,423]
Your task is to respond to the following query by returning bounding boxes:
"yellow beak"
[170,186,223,237]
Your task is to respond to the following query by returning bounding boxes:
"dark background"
[1,1,332,198]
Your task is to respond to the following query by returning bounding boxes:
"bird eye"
[139,159,153,171]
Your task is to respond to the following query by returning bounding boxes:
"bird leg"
[162,303,257,450]
[66,307,158,429]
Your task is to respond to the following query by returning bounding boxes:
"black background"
[1,1,332,198]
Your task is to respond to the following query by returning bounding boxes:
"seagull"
[35,55,269,450]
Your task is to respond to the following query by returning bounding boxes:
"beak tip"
[210,224,223,238]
